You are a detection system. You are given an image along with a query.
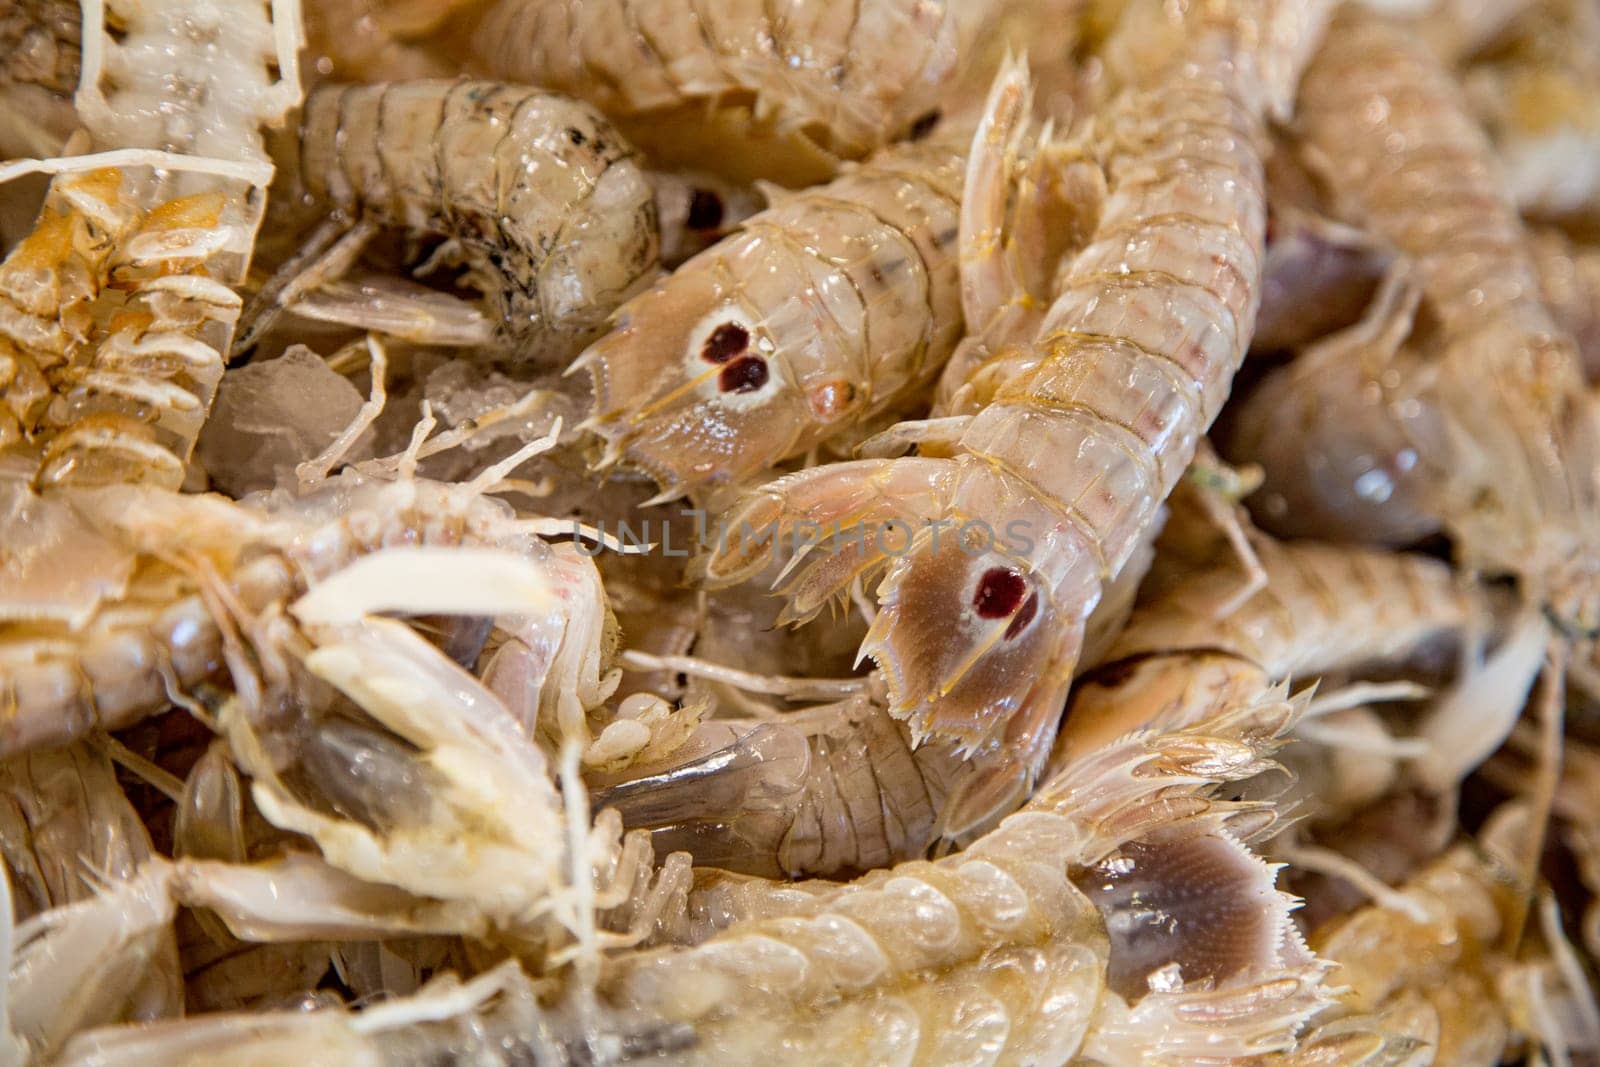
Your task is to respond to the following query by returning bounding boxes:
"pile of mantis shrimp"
[0,0,1599,1060]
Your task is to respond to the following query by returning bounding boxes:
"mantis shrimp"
[1267,4,1600,632]
[575,100,980,502]
[701,0,1330,832]
[595,532,1468,882]
[590,691,1327,1065]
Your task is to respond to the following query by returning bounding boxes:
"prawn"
[701,0,1328,832]
[471,0,992,184]
[258,79,659,363]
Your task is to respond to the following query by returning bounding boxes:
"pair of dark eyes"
[700,322,767,393]
[973,567,1039,640]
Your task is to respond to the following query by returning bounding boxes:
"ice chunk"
[197,346,369,496]
[422,361,576,449]
[410,361,583,484]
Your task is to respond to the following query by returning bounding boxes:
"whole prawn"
[703,0,1327,831]
[472,0,991,183]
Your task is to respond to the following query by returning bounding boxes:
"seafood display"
[0,0,1597,1063]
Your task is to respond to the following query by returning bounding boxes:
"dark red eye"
[719,356,769,393]
[1004,592,1039,639]
[973,567,1027,619]
[687,189,724,231]
[702,322,749,364]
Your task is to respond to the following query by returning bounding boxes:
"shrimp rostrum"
[701,0,1325,832]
